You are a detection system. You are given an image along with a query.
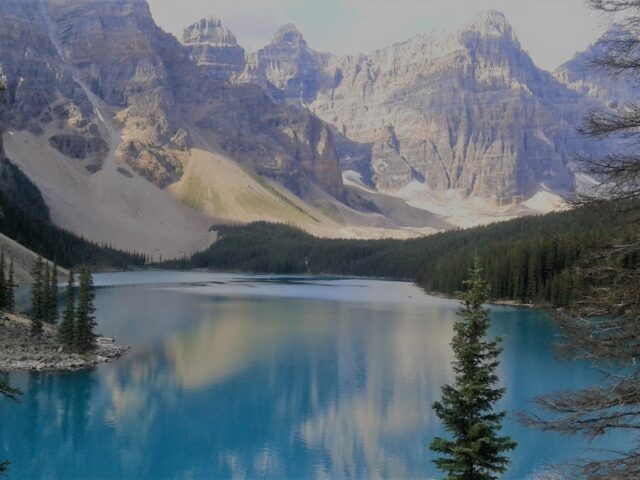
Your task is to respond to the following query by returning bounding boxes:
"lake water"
[0,272,624,479]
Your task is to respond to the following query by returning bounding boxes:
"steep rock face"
[49,0,343,197]
[48,134,109,165]
[241,24,331,105]
[242,11,580,202]
[193,83,343,198]
[0,0,92,132]
[0,0,344,198]
[183,16,246,81]
[555,24,637,106]
[46,0,194,143]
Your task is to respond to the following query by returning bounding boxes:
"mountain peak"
[182,16,239,46]
[465,10,515,39]
[272,23,306,46]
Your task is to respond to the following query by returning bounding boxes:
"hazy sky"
[147,0,610,71]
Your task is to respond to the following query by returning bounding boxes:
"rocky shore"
[0,313,130,371]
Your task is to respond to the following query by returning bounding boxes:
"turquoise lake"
[0,272,624,479]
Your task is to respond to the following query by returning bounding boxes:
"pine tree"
[430,256,517,480]
[75,267,96,353]
[30,256,44,337]
[57,270,75,349]
[6,260,15,313]
[47,263,59,324]
[0,250,7,310]
[42,262,51,323]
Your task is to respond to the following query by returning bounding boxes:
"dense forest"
[0,157,145,269]
[164,201,638,306]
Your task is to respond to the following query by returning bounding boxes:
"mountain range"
[0,0,623,257]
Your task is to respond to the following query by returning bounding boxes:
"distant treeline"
[164,201,638,306]
[0,158,146,269]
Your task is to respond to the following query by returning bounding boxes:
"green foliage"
[6,260,15,312]
[43,262,51,321]
[30,256,44,337]
[44,263,58,324]
[0,251,6,310]
[57,267,97,353]
[0,158,145,269]
[0,157,49,222]
[57,270,76,349]
[0,252,15,312]
[167,202,637,306]
[430,257,517,479]
[0,188,145,269]
[74,267,96,353]
[29,257,59,332]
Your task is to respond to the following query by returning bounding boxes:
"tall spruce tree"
[30,256,44,337]
[46,263,58,324]
[0,250,6,311]
[6,260,15,313]
[75,267,96,353]
[42,262,51,323]
[430,256,517,480]
[57,270,75,349]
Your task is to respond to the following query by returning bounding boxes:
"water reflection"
[0,273,627,479]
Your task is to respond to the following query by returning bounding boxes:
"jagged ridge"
[240,10,588,202]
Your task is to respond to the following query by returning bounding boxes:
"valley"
[0,0,621,260]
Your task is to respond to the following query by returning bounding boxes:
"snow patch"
[575,172,600,195]
[342,170,377,193]
[390,181,569,228]
[522,190,568,212]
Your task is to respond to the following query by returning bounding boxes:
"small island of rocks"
[0,257,130,372]
[0,313,129,371]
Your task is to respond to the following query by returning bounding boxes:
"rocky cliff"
[555,24,637,106]
[241,24,331,105]
[0,0,344,196]
[242,11,585,202]
[183,16,246,82]
[0,0,372,256]
[0,1,612,252]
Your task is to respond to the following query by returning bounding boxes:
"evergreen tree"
[46,263,58,324]
[42,262,51,323]
[6,260,15,313]
[523,1,640,475]
[430,256,517,479]
[57,270,75,349]
[75,267,96,353]
[0,250,6,310]
[30,256,44,337]
[1,78,21,477]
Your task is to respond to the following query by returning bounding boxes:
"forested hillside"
[168,202,638,306]
[0,157,145,269]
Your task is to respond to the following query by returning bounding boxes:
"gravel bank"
[0,313,129,371]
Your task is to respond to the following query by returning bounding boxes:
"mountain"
[555,24,637,106]
[241,11,588,204]
[182,16,246,82]
[0,2,616,258]
[3,0,447,259]
[239,24,331,105]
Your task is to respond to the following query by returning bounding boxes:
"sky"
[147,0,610,71]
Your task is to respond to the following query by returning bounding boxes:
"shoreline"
[0,313,130,372]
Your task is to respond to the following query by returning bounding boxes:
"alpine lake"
[0,272,627,479]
